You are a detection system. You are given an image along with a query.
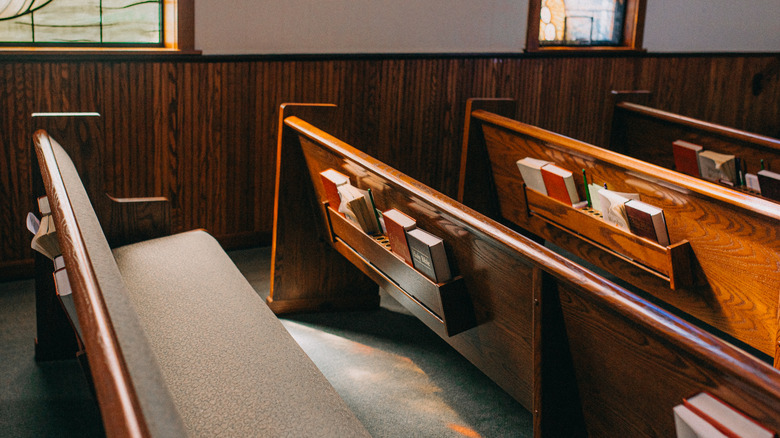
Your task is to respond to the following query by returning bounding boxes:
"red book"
[382,208,416,264]
[624,199,670,246]
[319,169,350,209]
[672,140,703,177]
[541,164,579,206]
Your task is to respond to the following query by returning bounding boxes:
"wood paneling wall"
[2,54,779,279]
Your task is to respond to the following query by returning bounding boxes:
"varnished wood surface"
[461,105,780,360]
[31,114,101,361]
[34,131,150,438]
[552,277,780,437]
[611,100,780,178]
[268,104,379,314]
[2,55,779,279]
[276,105,780,437]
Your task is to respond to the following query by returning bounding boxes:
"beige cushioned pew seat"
[113,230,369,437]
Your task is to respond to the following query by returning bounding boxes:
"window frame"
[525,0,647,53]
[0,0,194,53]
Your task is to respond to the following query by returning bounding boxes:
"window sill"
[0,47,202,60]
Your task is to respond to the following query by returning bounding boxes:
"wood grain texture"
[553,278,780,437]
[463,107,780,360]
[269,104,380,314]
[279,107,780,436]
[283,113,542,408]
[611,100,780,182]
[2,54,779,279]
[30,114,101,361]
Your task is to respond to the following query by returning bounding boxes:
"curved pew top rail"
[272,103,780,437]
[458,98,780,364]
[34,130,185,437]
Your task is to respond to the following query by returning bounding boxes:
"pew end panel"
[459,102,780,363]
[458,97,516,218]
[269,103,380,314]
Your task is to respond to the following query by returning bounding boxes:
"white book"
[745,173,761,193]
[37,196,51,215]
[698,150,736,183]
[54,267,72,297]
[673,404,727,438]
[683,392,776,438]
[406,228,452,283]
[516,157,550,195]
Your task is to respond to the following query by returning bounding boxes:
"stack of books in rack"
[516,157,671,247]
[320,168,382,235]
[28,196,61,260]
[320,169,453,284]
[673,392,776,438]
[516,157,585,207]
[672,140,780,201]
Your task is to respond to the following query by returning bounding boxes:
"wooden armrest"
[105,194,171,246]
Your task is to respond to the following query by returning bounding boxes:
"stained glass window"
[538,0,625,46]
[0,0,162,45]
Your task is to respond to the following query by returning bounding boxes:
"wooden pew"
[609,91,780,191]
[30,113,171,362]
[271,103,780,437]
[458,98,780,366]
[32,116,369,437]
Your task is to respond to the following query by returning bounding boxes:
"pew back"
[34,130,186,437]
[458,98,780,363]
[610,99,780,180]
[272,103,780,437]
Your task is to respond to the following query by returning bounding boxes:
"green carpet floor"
[0,246,532,437]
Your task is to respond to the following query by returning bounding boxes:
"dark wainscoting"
[2,53,779,279]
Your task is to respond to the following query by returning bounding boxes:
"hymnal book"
[698,150,736,183]
[679,392,776,438]
[26,212,40,235]
[624,199,670,246]
[320,168,350,209]
[54,267,72,297]
[597,189,640,230]
[757,169,780,202]
[746,173,761,193]
[31,214,60,260]
[588,183,605,211]
[674,404,728,438]
[516,157,550,195]
[406,228,452,283]
[38,195,51,215]
[541,163,580,206]
[383,208,417,265]
[673,140,703,177]
[337,184,381,235]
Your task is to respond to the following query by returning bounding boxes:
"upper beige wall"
[194,0,780,54]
